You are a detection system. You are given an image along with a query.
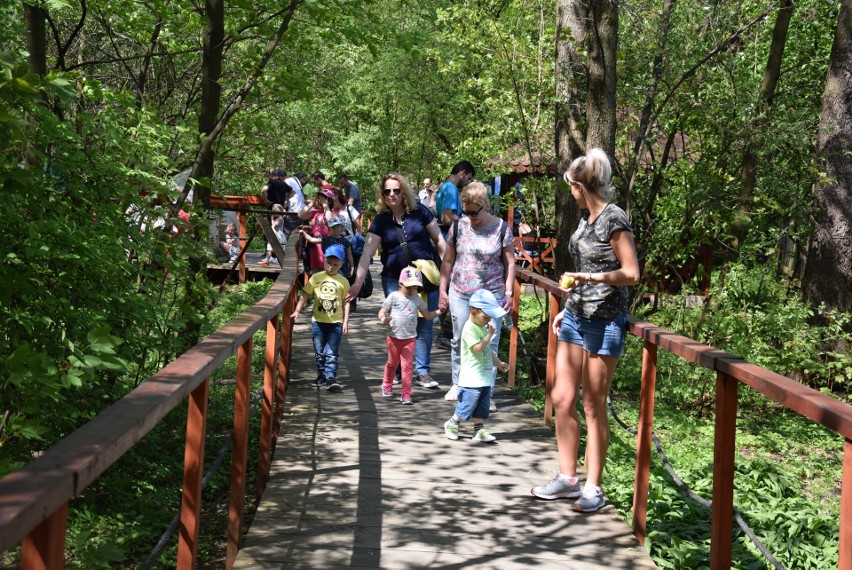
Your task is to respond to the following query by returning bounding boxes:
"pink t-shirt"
[447,218,513,299]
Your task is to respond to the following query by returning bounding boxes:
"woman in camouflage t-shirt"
[530,149,640,513]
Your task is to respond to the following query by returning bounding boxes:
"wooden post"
[226,338,252,569]
[237,211,247,283]
[632,340,657,544]
[256,317,278,501]
[20,503,67,570]
[507,279,521,387]
[710,372,738,569]
[177,378,209,569]
[544,292,560,429]
[840,439,852,570]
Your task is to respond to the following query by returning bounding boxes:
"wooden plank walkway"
[235,266,656,569]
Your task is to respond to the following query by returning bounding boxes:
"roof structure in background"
[486,131,557,177]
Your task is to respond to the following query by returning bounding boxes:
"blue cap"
[469,289,507,319]
[324,244,345,260]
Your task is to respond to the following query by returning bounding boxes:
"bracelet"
[587,272,593,282]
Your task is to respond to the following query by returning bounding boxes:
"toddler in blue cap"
[443,289,509,442]
[292,244,351,391]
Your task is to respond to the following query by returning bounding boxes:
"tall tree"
[802,0,852,313]
[553,0,618,273]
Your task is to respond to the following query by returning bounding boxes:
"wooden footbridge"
[1,224,851,569]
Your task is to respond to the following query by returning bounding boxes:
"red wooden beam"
[20,503,67,570]
[632,340,657,544]
[177,378,209,569]
[226,338,252,569]
[710,372,738,568]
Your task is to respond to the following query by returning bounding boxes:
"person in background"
[337,172,362,223]
[438,181,515,404]
[418,177,432,204]
[312,171,329,192]
[443,289,509,443]
[300,215,354,278]
[346,173,446,389]
[298,186,335,273]
[219,223,240,262]
[435,161,475,233]
[530,148,639,513]
[291,244,351,392]
[259,203,286,267]
[378,267,445,405]
[422,182,439,216]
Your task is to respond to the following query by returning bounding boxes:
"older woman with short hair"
[347,173,446,388]
[438,181,515,402]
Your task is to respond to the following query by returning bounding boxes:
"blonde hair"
[376,172,417,214]
[460,181,489,209]
[564,148,615,201]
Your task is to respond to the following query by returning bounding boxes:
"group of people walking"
[287,149,639,514]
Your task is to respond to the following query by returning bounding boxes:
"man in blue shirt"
[435,160,475,235]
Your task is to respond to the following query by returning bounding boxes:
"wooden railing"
[505,268,852,570]
[0,231,302,570]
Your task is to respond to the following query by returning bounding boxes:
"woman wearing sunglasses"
[347,173,447,389]
[438,181,515,404]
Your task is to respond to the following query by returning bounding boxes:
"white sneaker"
[443,420,459,440]
[444,384,459,401]
[489,400,497,412]
[471,428,496,443]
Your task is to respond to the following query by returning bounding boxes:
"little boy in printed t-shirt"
[444,289,509,442]
[291,244,350,391]
[378,267,444,405]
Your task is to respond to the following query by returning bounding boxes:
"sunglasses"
[383,188,402,196]
[462,205,484,217]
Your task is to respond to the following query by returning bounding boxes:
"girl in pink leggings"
[378,267,444,404]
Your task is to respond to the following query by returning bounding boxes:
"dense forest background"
[2,0,851,566]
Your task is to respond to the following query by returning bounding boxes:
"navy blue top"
[368,203,437,279]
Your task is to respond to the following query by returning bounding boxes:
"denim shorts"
[557,309,627,357]
[454,386,492,421]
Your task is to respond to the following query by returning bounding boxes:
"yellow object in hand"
[560,273,575,289]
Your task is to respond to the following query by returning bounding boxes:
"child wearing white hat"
[378,266,445,404]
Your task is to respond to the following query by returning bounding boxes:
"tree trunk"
[732,0,794,251]
[23,2,47,76]
[802,0,852,314]
[554,0,618,274]
[196,0,225,208]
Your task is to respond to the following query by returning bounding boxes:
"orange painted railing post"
[177,378,209,569]
[544,292,560,429]
[507,279,521,387]
[840,440,852,570]
[237,212,247,283]
[710,372,738,569]
[632,340,657,544]
[226,338,252,569]
[257,316,278,501]
[21,503,67,570]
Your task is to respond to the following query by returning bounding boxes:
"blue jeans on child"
[381,275,439,376]
[454,385,493,420]
[448,291,503,386]
[312,321,342,379]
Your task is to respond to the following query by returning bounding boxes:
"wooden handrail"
[510,267,852,569]
[0,231,302,568]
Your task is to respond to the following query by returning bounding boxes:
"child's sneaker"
[530,474,582,500]
[471,428,496,443]
[269,257,278,265]
[393,372,401,386]
[326,379,341,392]
[443,420,459,441]
[573,486,607,513]
[400,394,413,405]
[381,385,393,397]
[312,375,326,387]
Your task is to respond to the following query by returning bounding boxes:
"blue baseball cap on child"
[324,244,345,260]
[469,289,507,319]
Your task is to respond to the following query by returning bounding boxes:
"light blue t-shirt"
[435,180,461,232]
[459,319,494,388]
[382,291,427,340]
